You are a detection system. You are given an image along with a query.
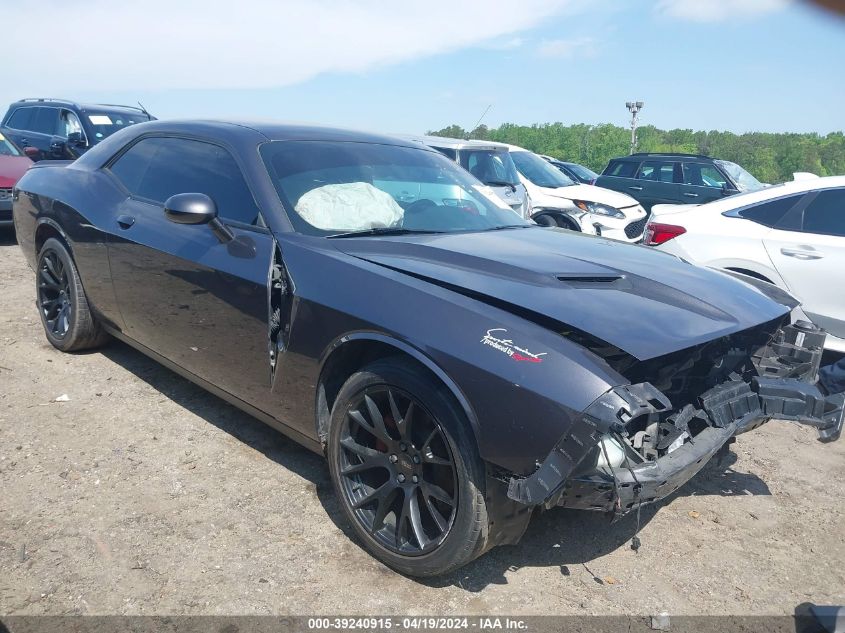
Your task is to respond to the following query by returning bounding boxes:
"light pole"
[626,101,644,154]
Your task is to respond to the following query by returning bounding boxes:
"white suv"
[507,144,648,242]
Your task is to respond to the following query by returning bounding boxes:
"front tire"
[327,358,488,577]
[36,237,110,352]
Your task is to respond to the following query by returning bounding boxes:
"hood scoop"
[556,274,623,284]
[556,273,630,290]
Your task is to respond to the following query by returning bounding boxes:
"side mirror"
[164,192,218,224]
[23,146,40,159]
[67,131,86,146]
[164,193,234,243]
[721,184,737,197]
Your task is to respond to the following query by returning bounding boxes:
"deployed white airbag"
[295,182,404,231]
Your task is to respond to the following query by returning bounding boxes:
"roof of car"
[12,98,150,115]
[614,152,714,161]
[396,134,507,151]
[678,175,845,215]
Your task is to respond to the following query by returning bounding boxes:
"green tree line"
[428,122,845,184]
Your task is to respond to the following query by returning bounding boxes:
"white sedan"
[645,176,845,351]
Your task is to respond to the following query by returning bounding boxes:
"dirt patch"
[1,228,843,615]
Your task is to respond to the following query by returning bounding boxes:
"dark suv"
[595,152,765,213]
[0,98,155,162]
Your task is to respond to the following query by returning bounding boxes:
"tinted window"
[434,147,457,160]
[638,160,677,183]
[801,189,845,237]
[736,194,802,227]
[109,137,260,225]
[7,107,34,130]
[606,160,638,178]
[683,162,727,188]
[564,163,598,182]
[30,107,60,135]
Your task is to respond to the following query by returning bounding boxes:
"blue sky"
[5,0,844,134]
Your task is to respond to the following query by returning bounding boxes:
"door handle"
[628,186,643,191]
[20,138,30,146]
[116,214,136,229]
[780,247,822,260]
[683,192,699,198]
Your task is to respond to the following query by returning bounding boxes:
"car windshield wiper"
[483,224,534,231]
[485,180,518,191]
[328,227,445,239]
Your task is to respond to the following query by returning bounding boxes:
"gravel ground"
[1,228,844,616]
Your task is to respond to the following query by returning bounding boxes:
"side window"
[800,189,845,237]
[30,107,60,135]
[434,147,457,161]
[606,160,638,177]
[59,111,85,139]
[109,137,159,194]
[7,107,34,130]
[109,137,260,226]
[638,160,676,183]
[683,162,727,188]
[736,194,803,227]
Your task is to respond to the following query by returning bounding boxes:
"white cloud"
[654,0,791,22]
[2,0,571,104]
[536,37,597,58]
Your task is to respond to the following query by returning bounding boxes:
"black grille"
[625,217,647,239]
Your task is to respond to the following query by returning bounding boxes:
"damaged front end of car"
[507,319,844,517]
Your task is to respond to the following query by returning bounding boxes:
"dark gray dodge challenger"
[11,120,844,577]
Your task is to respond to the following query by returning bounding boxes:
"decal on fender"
[481,328,547,363]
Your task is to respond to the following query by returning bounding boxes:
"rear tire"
[327,358,488,577]
[36,237,110,352]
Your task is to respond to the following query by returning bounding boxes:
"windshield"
[85,111,151,143]
[715,159,764,192]
[0,133,21,156]
[511,151,575,188]
[565,163,598,182]
[260,141,530,236]
[458,149,520,187]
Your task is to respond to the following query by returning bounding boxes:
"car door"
[632,159,681,212]
[5,106,63,159]
[679,162,734,205]
[763,187,845,338]
[104,135,279,410]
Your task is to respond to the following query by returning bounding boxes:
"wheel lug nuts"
[397,474,406,483]
[400,443,407,452]
[412,475,418,483]
[389,454,398,463]
[413,455,420,464]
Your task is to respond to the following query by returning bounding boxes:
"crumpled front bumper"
[506,321,844,516]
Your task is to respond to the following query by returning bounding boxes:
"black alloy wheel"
[328,359,489,577]
[337,386,458,555]
[35,238,110,352]
[38,249,72,339]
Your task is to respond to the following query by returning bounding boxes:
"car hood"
[333,228,789,361]
[0,155,33,187]
[531,182,640,210]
